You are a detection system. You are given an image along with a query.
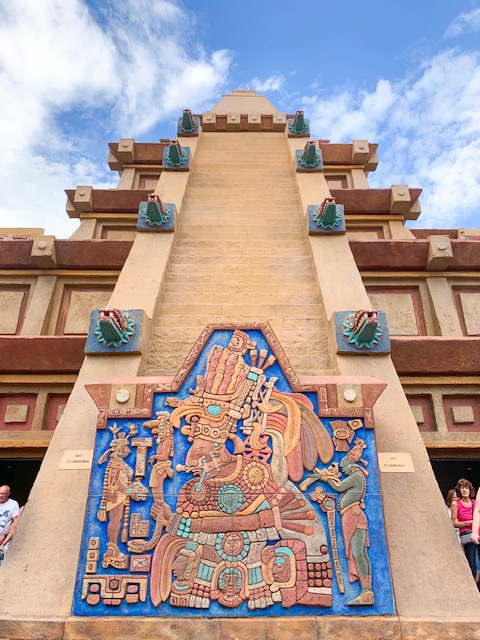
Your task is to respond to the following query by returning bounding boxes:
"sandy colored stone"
[399,618,480,640]
[451,405,475,423]
[0,619,64,640]
[217,616,318,640]
[20,275,57,336]
[4,403,29,423]
[410,404,425,424]
[458,291,480,335]
[0,290,26,334]
[426,277,463,337]
[64,617,221,640]
[346,230,381,240]
[324,615,401,640]
[368,291,419,336]
[63,290,112,334]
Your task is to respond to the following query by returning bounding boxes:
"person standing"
[446,489,460,541]
[0,485,20,565]
[451,478,480,587]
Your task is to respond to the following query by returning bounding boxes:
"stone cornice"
[350,239,480,271]
[0,239,132,269]
[0,336,85,373]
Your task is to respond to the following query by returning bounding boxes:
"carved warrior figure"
[97,424,147,569]
[150,329,336,611]
[128,412,174,554]
[305,445,373,606]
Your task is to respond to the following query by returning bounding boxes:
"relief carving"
[75,327,394,616]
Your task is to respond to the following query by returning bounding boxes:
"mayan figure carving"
[74,325,394,616]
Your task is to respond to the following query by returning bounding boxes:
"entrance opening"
[430,458,480,499]
[0,458,42,506]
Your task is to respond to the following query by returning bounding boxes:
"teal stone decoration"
[296,141,323,172]
[137,199,175,232]
[95,308,135,348]
[85,309,145,354]
[163,141,190,170]
[287,110,310,137]
[217,484,244,514]
[308,198,346,235]
[334,310,391,354]
[177,109,200,136]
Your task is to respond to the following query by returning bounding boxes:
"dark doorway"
[430,458,480,499]
[0,459,42,506]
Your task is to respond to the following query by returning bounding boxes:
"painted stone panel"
[0,287,29,334]
[367,289,424,336]
[59,288,113,335]
[458,291,480,336]
[73,327,394,617]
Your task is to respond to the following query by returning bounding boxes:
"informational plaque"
[378,452,415,473]
[59,450,93,470]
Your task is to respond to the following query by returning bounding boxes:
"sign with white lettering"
[59,450,93,470]
[378,452,415,473]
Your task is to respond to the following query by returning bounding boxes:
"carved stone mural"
[73,324,395,616]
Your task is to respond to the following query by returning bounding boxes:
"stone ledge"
[0,336,85,373]
[2,614,480,639]
[0,618,65,640]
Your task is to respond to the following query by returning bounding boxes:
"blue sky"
[0,0,479,237]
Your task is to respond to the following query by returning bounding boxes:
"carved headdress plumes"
[166,330,277,445]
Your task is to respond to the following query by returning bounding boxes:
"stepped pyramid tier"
[0,89,479,639]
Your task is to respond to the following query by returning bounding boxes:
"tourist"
[446,489,460,540]
[451,478,480,586]
[0,485,20,565]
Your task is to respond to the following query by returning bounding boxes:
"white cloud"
[0,0,232,236]
[302,50,480,229]
[445,7,480,38]
[249,74,286,93]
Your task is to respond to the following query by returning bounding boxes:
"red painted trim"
[45,394,70,431]
[108,142,168,165]
[331,188,422,214]
[442,395,480,432]
[350,239,480,271]
[65,189,151,213]
[406,395,435,432]
[0,394,37,431]
[0,240,133,270]
[391,337,480,375]
[0,336,85,373]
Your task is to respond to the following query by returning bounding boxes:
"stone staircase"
[144,132,333,377]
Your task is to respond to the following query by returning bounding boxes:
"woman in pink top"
[451,477,479,586]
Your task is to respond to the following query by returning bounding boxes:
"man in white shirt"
[0,485,20,565]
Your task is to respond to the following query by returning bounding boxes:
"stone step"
[145,131,333,378]
[165,258,312,271]
[182,200,300,208]
[163,274,318,289]
[187,182,295,189]
[160,291,321,304]
[156,302,323,316]
[163,278,319,293]
[189,176,293,184]
[172,227,306,240]
[165,250,310,261]
[163,240,309,254]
